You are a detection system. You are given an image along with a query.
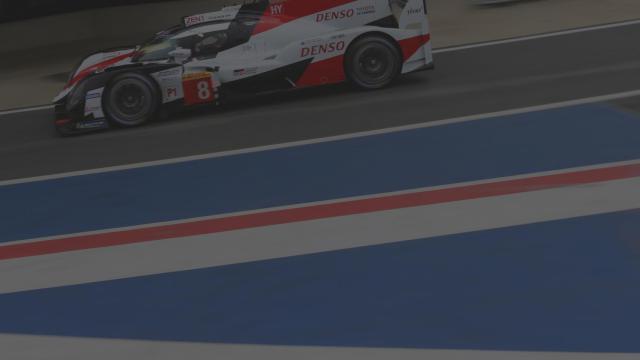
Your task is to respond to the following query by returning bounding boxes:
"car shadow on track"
[136,74,428,132]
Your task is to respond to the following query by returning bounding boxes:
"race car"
[53,0,434,135]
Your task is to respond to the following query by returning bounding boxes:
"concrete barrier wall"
[2,0,640,55]
[0,0,235,54]
[0,11,96,52]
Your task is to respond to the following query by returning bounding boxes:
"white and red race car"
[53,0,433,134]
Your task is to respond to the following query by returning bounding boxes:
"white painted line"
[3,19,640,117]
[2,175,639,294]
[433,18,640,54]
[1,334,639,360]
[0,104,53,116]
[4,158,639,248]
[2,88,640,187]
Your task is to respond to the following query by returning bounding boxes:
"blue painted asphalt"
[1,104,640,242]
[1,209,639,352]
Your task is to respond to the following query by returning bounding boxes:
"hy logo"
[271,4,284,15]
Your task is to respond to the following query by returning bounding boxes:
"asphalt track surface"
[1,21,640,181]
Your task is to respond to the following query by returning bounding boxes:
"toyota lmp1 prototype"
[53,0,434,135]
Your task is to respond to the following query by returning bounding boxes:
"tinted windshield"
[134,23,230,62]
[134,38,179,62]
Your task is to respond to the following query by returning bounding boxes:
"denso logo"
[316,9,354,22]
[300,40,346,57]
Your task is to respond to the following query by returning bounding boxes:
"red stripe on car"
[398,33,431,61]
[296,55,346,87]
[66,52,134,89]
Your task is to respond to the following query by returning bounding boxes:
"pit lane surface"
[2,105,640,358]
[2,21,640,181]
[2,20,640,360]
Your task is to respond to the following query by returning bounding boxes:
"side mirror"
[168,47,192,64]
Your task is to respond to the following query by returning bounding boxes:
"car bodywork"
[53,0,434,134]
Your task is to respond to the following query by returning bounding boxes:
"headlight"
[66,80,88,111]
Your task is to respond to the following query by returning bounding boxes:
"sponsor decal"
[183,5,240,27]
[156,68,181,78]
[300,40,345,57]
[184,15,205,26]
[166,87,179,99]
[356,5,376,16]
[407,7,423,15]
[316,8,354,22]
[75,119,107,130]
[267,0,288,14]
[271,3,284,15]
[84,88,103,98]
[265,0,288,17]
[183,72,212,81]
[233,67,258,77]
[84,88,104,118]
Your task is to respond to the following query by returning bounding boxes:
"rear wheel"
[345,35,402,90]
[104,73,159,127]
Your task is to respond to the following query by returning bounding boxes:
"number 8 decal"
[197,80,211,100]
[183,73,215,106]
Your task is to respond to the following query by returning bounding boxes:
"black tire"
[345,35,402,90]
[103,73,159,127]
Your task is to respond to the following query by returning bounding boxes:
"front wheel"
[345,36,402,90]
[103,73,159,127]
